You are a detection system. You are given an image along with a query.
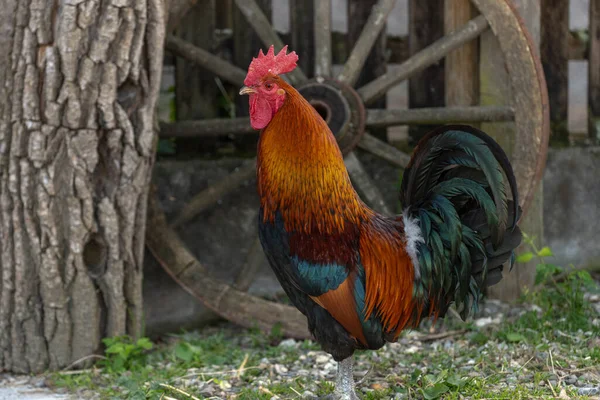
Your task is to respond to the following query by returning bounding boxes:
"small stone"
[278,338,297,348]
[302,390,316,399]
[32,378,46,388]
[274,364,288,375]
[579,386,600,396]
[581,372,597,382]
[530,304,543,313]
[405,345,420,354]
[565,375,577,385]
[474,317,493,327]
[218,380,232,390]
[370,382,389,390]
[315,354,330,364]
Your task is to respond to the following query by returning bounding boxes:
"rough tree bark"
[0,0,166,373]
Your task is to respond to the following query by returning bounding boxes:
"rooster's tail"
[400,125,522,320]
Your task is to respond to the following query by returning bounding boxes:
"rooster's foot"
[326,357,360,399]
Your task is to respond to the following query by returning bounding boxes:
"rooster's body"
[241,46,522,399]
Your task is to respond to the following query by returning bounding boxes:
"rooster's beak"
[239,86,256,95]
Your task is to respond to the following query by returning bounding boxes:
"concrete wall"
[543,147,600,268]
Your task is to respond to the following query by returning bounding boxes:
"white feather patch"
[402,210,424,280]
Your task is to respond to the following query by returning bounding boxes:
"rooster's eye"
[264,82,273,90]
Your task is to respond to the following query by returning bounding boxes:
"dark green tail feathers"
[400,125,522,320]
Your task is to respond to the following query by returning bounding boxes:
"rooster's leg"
[333,356,359,400]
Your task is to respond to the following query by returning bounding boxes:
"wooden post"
[290,0,315,78]
[348,0,388,140]
[540,0,570,145]
[175,0,217,120]
[590,0,600,142]
[233,0,272,117]
[481,0,543,302]
[444,0,479,112]
[408,0,445,144]
[314,0,332,77]
[174,0,219,156]
[216,0,233,30]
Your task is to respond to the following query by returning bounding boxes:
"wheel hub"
[298,78,366,154]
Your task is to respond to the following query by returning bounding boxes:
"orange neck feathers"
[257,79,371,234]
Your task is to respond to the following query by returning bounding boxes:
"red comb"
[244,45,298,86]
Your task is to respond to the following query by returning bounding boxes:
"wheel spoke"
[337,0,397,86]
[233,236,265,292]
[146,195,311,340]
[357,133,411,168]
[366,106,514,127]
[234,0,307,85]
[171,161,257,227]
[165,34,246,86]
[314,0,332,77]
[357,15,489,104]
[344,152,392,215]
[159,118,253,138]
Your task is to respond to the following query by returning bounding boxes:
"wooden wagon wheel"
[147,0,550,339]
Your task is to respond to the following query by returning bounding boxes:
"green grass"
[48,250,600,399]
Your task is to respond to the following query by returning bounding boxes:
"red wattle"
[249,94,273,130]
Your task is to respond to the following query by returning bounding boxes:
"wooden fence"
[166,0,598,147]
[541,0,600,144]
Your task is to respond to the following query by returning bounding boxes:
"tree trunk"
[0,0,165,373]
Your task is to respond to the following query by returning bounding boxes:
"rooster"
[240,46,522,399]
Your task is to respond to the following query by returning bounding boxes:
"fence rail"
[541,0,600,143]
[165,0,596,145]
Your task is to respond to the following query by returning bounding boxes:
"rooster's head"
[239,45,298,130]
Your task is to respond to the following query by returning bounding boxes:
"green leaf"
[576,270,594,285]
[516,252,534,263]
[505,332,526,342]
[535,263,564,284]
[111,355,126,371]
[174,343,193,362]
[136,338,153,350]
[537,246,554,257]
[446,374,467,388]
[410,369,422,384]
[105,343,125,354]
[422,383,450,400]
[535,269,547,285]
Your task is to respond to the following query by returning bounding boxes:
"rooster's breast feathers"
[259,206,418,349]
